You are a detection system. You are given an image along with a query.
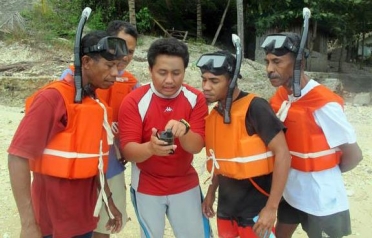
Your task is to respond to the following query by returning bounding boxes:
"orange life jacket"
[205,94,274,180]
[270,85,343,172]
[96,71,138,122]
[25,80,113,179]
[66,64,138,122]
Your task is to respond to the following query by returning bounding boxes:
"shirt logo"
[116,77,129,82]
[164,107,173,112]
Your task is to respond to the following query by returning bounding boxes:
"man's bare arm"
[253,131,291,235]
[178,131,204,154]
[339,142,363,172]
[122,128,176,163]
[8,154,41,237]
[266,131,291,210]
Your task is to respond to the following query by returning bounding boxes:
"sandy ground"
[0,102,371,237]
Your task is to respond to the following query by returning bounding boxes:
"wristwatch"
[179,119,190,135]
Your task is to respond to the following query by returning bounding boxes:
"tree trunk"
[128,0,137,29]
[360,30,365,69]
[41,0,46,14]
[211,0,231,46]
[338,36,345,73]
[236,0,244,57]
[196,0,202,40]
[308,20,317,71]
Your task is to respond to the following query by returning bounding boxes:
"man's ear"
[148,65,153,77]
[81,55,93,69]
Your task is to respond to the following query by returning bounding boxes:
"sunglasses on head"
[196,54,232,75]
[261,34,298,54]
[83,36,128,61]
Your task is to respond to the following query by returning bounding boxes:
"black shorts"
[277,199,351,238]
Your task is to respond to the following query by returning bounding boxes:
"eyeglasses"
[196,54,233,75]
[261,34,297,53]
[83,36,128,61]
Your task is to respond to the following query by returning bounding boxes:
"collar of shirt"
[150,82,182,99]
[288,78,319,102]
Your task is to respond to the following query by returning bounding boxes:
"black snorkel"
[74,7,92,103]
[223,34,242,124]
[293,7,311,97]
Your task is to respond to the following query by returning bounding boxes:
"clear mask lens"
[261,34,298,55]
[196,55,227,68]
[261,35,288,50]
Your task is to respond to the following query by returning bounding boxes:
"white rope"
[93,99,115,219]
[96,99,114,145]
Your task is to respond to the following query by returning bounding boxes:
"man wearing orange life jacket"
[271,85,343,172]
[59,21,140,238]
[262,32,363,238]
[198,50,291,238]
[94,20,139,238]
[24,78,113,179]
[8,30,125,238]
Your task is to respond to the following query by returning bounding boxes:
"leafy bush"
[135,8,153,33]
[86,7,106,30]
[20,0,81,41]
[123,7,153,34]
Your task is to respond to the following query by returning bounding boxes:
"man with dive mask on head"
[198,50,291,238]
[262,32,363,238]
[7,30,127,238]
[60,21,140,238]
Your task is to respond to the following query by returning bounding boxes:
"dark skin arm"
[202,175,219,218]
[339,142,363,172]
[95,175,122,233]
[9,155,123,236]
[8,154,42,238]
[253,131,291,237]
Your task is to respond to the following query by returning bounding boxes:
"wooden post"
[152,18,172,37]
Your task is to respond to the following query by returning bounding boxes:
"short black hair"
[107,20,138,40]
[147,37,189,69]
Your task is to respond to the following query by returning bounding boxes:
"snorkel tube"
[223,34,243,124]
[74,7,92,103]
[293,7,311,97]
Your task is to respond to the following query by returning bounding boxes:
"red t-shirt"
[8,86,98,237]
[119,83,208,195]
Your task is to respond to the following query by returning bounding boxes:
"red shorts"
[217,218,275,238]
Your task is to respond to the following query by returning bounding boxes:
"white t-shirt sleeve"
[313,102,357,148]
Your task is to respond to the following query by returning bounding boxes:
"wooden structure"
[152,18,188,41]
[165,29,188,41]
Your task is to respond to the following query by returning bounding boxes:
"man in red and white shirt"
[119,37,209,238]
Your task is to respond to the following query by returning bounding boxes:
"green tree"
[128,0,137,29]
